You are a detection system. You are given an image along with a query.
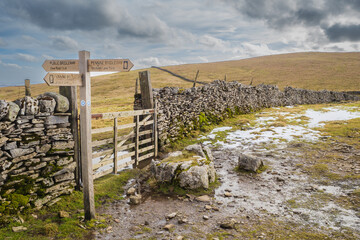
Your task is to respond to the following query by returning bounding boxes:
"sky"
[0,0,359,87]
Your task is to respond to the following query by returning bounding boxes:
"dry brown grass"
[0,52,359,115]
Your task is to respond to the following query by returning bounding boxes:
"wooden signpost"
[42,51,134,220]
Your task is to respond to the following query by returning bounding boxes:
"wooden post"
[193,70,199,88]
[59,86,81,191]
[79,50,95,220]
[139,71,153,109]
[113,117,118,174]
[224,74,227,82]
[25,79,31,96]
[154,101,158,157]
[135,78,139,95]
[135,115,140,167]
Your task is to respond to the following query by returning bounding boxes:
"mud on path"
[96,103,360,240]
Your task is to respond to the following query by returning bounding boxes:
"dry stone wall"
[153,80,359,147]
[0,93,75,213]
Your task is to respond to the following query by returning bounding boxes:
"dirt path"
[96,103,360,240]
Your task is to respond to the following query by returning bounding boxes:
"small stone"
[12,226,27,232]
[195,195,211,202]
[127,187,136,196]
[114,219,120,223]
[175,236,184,240]
[205,205,212,210]
[129,194,142,205]
[163,224,175,231]
[167,212,177,219]
[203,215,209,220]
[144,220,150,225]
[178,218,188,224]
[224,192,232,197]
[59,210,70,218]
[220,218,237,229]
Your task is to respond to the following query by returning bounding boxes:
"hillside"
[0,52,359,114]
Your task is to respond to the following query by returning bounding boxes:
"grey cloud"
[1,0,176,42]
[17,53,37,62]
[0,38,7,47]
[50,36,79,51]
[324,24,360,42]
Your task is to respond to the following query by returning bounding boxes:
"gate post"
[59,86,81,191]
[79,50,95,220]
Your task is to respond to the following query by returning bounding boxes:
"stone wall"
[0,93,75,213]
[153,80,359,147]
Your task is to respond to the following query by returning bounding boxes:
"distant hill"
[0,52,359,114]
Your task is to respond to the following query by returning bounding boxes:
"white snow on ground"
[305,107,360,128]
[92,150,132,173]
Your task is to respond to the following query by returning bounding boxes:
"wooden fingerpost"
[25,79,31,96]
[59,86,81,191]
[113,117,118,174]
[135,115,140,167]
[79,50,95,220]
[193,70,199,88]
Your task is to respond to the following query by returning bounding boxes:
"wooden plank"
[139,129,152,136]
[93,156,113,170]
[91,109,154,119]
[93,168,113,180]
[117,131,135,147]
[154,101,158,157]
[92,138,113,148]
[118,142,135,152]
[88,59,134,72]
[135,115,139,167]
[118,151,135,160]
[117,122,136,130]
[25,79,31,96]
[92,148,113,159]
[113,117,118,174]
[59,86,81,190]
[139,71,154,109]
[139,145,154,154]
[117,160,135,171]
[91,126,113,135]
[42,59,79,72]
[79,50,95,220]
[44,73,82,86]
[138,152,155,162]
[139,138,152,146]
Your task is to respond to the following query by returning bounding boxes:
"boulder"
[37,95,56,113]
[43,92,69,113]
[185,144,206,158]
[0,100,9,120]
[5,102,20,122]
[238,153,263,172]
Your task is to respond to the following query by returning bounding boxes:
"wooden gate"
[91,108,158,179]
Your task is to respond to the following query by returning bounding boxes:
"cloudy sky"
[0,0,359,87]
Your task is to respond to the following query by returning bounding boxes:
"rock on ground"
[238,153,263,172]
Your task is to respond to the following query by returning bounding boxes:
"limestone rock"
[238,153,263,172]
[45,115,69,125]
[12,226,27,232]
[59,210,70,218]
[43,92,69,113]
[126,187,136,196]
[37,95,56,113]
[5,102,20,122]
[178,165,209,189]
[9,148,35,158]
[129,194,142,205]
[185,144,206,158]
[195,195,211,202]
[0,100,9,120]
[15,96,39,116]
[220,218,237,229]
[163,224,175,231]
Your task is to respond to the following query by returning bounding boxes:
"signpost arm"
[79,50,95,220]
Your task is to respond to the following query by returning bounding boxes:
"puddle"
[305,107,360,128]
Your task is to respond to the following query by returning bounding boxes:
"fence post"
[79,50,95,220]
[135,115,140,167]
[154,101,158,157]
[25,79,31,96]
[139,71,153,109]
[224,74,227,82]
[59,86,81,191]
[113,117,118,174]
[193,70,199,88]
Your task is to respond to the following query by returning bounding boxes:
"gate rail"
[91,108,157,179]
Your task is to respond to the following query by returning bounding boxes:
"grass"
[0,169,138,239]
